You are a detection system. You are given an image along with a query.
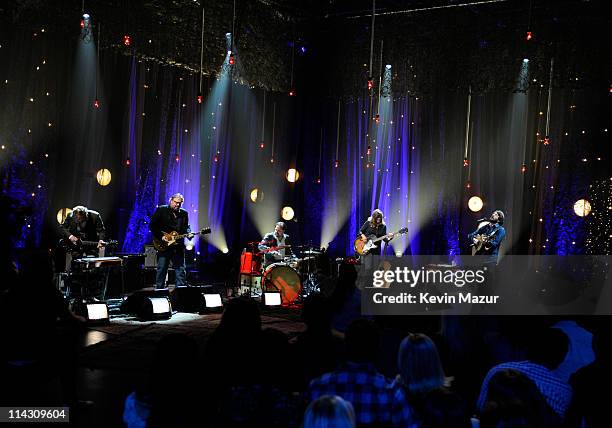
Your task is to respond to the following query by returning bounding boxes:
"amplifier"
[144,245,157,268]
[239,274,262,295]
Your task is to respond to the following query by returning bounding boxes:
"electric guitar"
[354,227,408,255]
[59,238,118,251]
[153,227,211,251]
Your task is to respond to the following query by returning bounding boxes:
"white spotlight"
[203,294,223,308]
[523,58,529,63]
[84,302,109,323]
[385,64,392,69]
[262,292,282,306]
[222,247,229,254]
[141,297,172,320]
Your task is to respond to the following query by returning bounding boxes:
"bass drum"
[263,263,302,305]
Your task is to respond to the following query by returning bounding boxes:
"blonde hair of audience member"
[397,333,448,396]
[302,395,356,428]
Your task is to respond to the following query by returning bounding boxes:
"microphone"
[476,217,491,223]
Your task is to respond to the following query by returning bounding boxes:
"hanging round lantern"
[96,168,112,186]
[56,208,72,224]
[286,168,300,183]
[281,206,295,221]
[250,188,264,203]
[468,196,483,212]
[573,199,591,217]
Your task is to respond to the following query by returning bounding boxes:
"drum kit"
[239,243,327,305]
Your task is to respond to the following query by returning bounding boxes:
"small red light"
[334,160,339,168]
[80,19,85,29]
[197,94,203,104]
[259,142,265,149]
[93,98,100,108]
[125,157,131,166]
[374,114,380,124]
[270,157,274,164]
[466,181,471,189]
[463,158,469,167]
[521,164,527,173]
[543,137,550,145]
[229,53,235,65]
[526,31,532,41]
[367,78,373,90]
[366,146,372,155]
[123,35,131,46]
[289,89,296,97]
[316,177,321,184]
[175,154,180,162]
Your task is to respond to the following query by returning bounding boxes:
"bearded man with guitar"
[150,193,195,289]
[468,210,506,265]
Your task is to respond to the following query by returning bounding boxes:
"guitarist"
[61,205,106,257]
[468,210,506,265]
[150,193,193,289]
[358,209,394,256]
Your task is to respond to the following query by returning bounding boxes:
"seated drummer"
[258,222,292,268]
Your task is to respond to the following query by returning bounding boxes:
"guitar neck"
[371,230,401,243]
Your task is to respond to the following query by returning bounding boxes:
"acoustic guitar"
[153,227,211,251]
[354,227,408,255]
[470,221,499,255]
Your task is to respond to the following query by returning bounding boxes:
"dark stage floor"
[13,309,306,427]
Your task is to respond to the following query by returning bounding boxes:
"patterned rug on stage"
[79,313,306,371]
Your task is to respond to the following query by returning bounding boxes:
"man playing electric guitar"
[468,210,506,265]
[60,205,107,257]
[149,193,194,289]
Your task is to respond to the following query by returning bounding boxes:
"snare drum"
[262,263,302,305]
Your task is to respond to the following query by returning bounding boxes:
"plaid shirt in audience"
[307,362,411,426]
[477,361,573,418]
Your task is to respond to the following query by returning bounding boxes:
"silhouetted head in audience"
[420,388,471,428]
[330,263,359,312]
[152,333,198,385]
[260,328,291,386]
[302,395,355,428]
[218,296,261,336]
[147,333,199,427]
[592,327,612,363]
[302,294,332,332]
[345,319,380,364]
[481,368,554,428]
[526,328,568,370]
[397,333,446,395]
